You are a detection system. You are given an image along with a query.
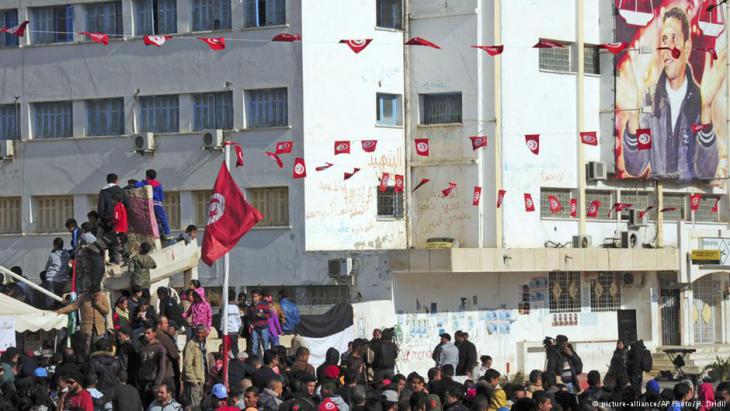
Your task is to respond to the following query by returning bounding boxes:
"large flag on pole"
[201,162,263,266]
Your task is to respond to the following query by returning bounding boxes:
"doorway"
[660,289,681,346]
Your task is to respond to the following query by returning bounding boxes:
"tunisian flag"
[201,163,263,265]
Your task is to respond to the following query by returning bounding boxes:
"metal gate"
[693,276,717,344]
[660,289,680,346]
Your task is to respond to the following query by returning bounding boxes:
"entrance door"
[617,310,638,344]
[660,289,681,346]
[693,276,717,344]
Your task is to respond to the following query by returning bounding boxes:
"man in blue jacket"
[136,169,171,240]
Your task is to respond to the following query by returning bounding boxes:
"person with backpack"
[627,339,653,394]
[372,328,399,382]
[137,325,167,408]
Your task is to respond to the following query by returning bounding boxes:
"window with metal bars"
[139,95,179,133]
[0,104,19,140]
[193,92,233,131]
[193,190,212,226]
[0,197,21,234]
[87,195,98,213]
[422,93,462,125]
[249,187,288,226]
[549,272,581,313]
[586,190,615,219]
[243,0,285,27]
[33,102,73,139]
[134,0,177,35]
[377,186,404,219]
[538,41,601,74]
[695,196,719,222]
[85,2,122,36]
[86,98,124,136]
[31,6,74,44]
[0,9,19,48]
[590,272,621,311]
[376,0,402,30]
[36,196,74,232]
[192,0,231,31]
[662,193,685,221]
[540,188,571,218]
[163,191,181,230]
[583,45,600,75]
[245,88,287,128]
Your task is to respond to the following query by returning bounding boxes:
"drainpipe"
[657,181,663,247]
[576,0,586,238]
[493,0,503,247]
[403,0,412,248]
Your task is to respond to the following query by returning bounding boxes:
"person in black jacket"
[455,332,477,376]
[544,335,583,394]
[316,348,341,383]
[626,340,652,394]
[157,287,184,331]
[109,370,144,411]
[87,338,120,390]
[604,339,629,389]
[372,328,398,382]
[97,173,123,234]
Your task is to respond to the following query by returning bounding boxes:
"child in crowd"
[129,242,157,296]
[112,191,128,265]
[177,225,198,245]
[80,222,97,246]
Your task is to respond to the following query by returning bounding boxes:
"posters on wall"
[614,0,727,183]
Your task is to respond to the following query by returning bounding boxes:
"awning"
[0,293,67,332]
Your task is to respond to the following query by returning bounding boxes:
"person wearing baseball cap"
[210,383,239,411]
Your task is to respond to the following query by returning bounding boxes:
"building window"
[36,196,74,233]
[33,101,73,139]
[0,104,19,140]
[193,92,233,131]
[620,191,651,219]
[0,197,21,234]
[246,88,288,128]
[663,193,685,221]
[139,95,179,133]
[695,196,720,222]
[590,272,621,311]
[586,190,614,219]
[377,186,404,218]
[193,190,212,226]
[539,41,570,72]
[192,0,231,31]
[85,2,122,36]
[31,6,74,44]
[422,93,462,125]
[163,191,180,230]
[376,0,402,30]
[538,41,601,74]
[87,194,98,213]
[540,188,571,218]
[584,45,600,75]
[0,9,19,48]
[549,271,581,313]
[134,0,177,35]
[249,187,288,227]
[376,93,402,126]
[243,0,285,27]
[86,98,124,136]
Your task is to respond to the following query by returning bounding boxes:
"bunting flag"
[600,42,629,54]
[394,175,404,193]
[405,37,441,49]
[587,200,601,217]
[548,195,562,213]
[344,168,360,180]
[340,39,373,53]
[441,182,457,198]
[198,37,225,50]
[638,206,654,219]
[334,141,351,155]
[534,39,565,48]
[275,141,293,155]
[471,45,504,55]
[657,47,681,58]
[660,207,678,213]
[690,194,701,211]
[315,162,334,172]
[293,157,307,179]
[609,202,632,217]
[265,152,284,168]
[469,136,488,150]
[579,131,598,146]
[415,139,430,156]
[637,128,652,150]
[81,32,109,45]
[0,20,29,36]
[696,47,718,60]
[712,198,720,213]
[144,35,172,47]
[570,198,577,217]
[473,186,482,206]
[379,173,390,192]
[361,140,378,153]
[412,178,430,192]
[692,123,710,133]
[524,193,535,212]
[234,145,244,167]
[497,189,506,208]
[272,33,301,42]
[525,134,540,155]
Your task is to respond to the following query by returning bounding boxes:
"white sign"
[0,317,15,352]
[701,238,730,266]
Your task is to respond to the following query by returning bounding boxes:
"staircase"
[651,345,730,376]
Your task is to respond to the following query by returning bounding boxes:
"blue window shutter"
[244,0,256,27]
[65,5,74,42]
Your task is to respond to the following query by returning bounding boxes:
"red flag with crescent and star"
[201,162,263,265]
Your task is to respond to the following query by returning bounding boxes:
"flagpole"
[222,143,231,387]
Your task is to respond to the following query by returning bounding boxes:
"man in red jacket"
[112,190,128,265]
[58,372,94,411]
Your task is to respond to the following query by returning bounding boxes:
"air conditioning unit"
[587,161,607,181]
[621,229,641,249]
[622,272,636,287]
[0,140,15,159]
[572,235,592,248]
[202,129,224,150]
[328,258,353,277]
[625,209,645,227]
[133,133,155,153]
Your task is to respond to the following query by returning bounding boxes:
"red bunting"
[340,39,373,53]
[712,198,720,213]
[696,47,718,60]
[587,200,601,217]
[272,33,301,42]
[570,199,577,217]
[379,173,390,192]
[0,20,29,36]
[600,42,629,54]
[344,168,360,180]
[394,175,404,193]
[469,136,488,151]
[292,158,306,179]
[548,195,562,213]
[692,123,710,133]
[265,152,283,168]
[415,139,430,156]
[637,128,652,150]
[580,131,598,146]
[315,162,334,172]
[199,37,225,50]
[275,141,293,155]
[497,189,506,208]
[405,37,441,49]
[144,35,172,47]
[441,182,457,198]
[525,134,540,155]
[534,39,565,48]
[657,47,681,59]
[81,32,109,45]
[638,206,654,219]
[609,203,632,217]
[412,178,430,192]
[361,140,378,153]
[524,194,535,212]
[334,141,351,155]
[660,207,678,213]
[473,187,482,206]
[690,194,701,211]
[234,145,244,167]
[471,45,504,55]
